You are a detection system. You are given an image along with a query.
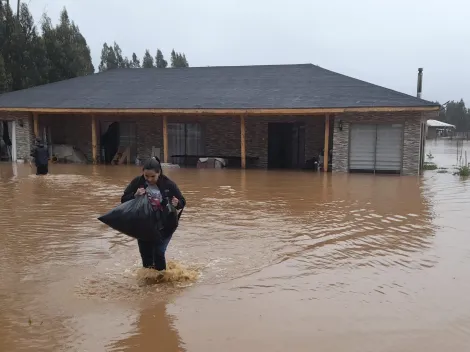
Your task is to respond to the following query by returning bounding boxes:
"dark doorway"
[268,122,305,169]
[101,122,120,164]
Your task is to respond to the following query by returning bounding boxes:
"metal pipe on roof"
[417,68,423,99]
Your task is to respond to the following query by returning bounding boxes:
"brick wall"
[164,115,328,168]
[332,111,422,175]
[0,111,33,161]
[38,114,165,163]
[245,115,327,168]
[40,114,93,161]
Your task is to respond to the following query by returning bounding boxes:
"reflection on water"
[0,140,470,351]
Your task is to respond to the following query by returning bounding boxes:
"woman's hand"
[135,188,146,197]
[171,197,179,207]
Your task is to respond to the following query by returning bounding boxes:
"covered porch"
[30,109,336,171]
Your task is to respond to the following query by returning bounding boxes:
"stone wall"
[332,111,422,175]
[0,111,33,161]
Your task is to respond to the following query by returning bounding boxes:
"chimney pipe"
[417,68,423,99]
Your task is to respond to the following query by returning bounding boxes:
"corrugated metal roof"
[427,119,456,128]
[0,64,439,110]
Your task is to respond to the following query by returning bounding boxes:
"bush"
[456,165,470,177]
[423,162,438,171]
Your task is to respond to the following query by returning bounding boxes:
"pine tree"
[0,54,12,93]
[155,49,168,68]
[142,49,154,68]
[130,53,140,68]
[170,49,189,68]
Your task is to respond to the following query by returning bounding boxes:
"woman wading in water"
[121,157,185,271]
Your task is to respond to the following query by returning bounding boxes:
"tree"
[113,42,130,68]
[155,49,167,68]
[42,8,94,82]
[3,3,48,90]
[170,49,189,68]
[0,54,12,93]
[142,49,154,68]
[130,53,140,68]
[98,43,117,72]
[436,100,470,132]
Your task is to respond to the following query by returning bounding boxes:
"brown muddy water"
[1,140,470,352]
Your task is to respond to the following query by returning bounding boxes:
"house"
[0,64,439,175]
[426,119,456,139]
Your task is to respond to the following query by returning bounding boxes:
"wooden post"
[91,115,97,164]
[323,114,330,172]
[240,115,246,169]
[163,116,168,163]
[33,112,39,137]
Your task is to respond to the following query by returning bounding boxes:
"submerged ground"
[0,139,469,352]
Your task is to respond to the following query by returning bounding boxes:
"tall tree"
[2,3,48,90]
[142,49,154,68]
[130,53,140,68]
[0,54,12,93]
[155,49,167,68]
[42,8,94,82]
[170,49,189,68]
[98,43,117,71]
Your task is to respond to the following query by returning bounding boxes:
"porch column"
[163,116,168,163]
[91,114,98,164]
[323,114,330,172]
[240,114,246,169]
[33,112,39,137]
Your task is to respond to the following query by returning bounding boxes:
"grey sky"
[27,0,469,104]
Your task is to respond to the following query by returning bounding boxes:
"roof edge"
[0,106,440,115]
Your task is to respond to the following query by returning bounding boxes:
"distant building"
[0,64,439,175]
[426,119,456,139]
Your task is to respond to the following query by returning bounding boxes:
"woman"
[121,157,185,271]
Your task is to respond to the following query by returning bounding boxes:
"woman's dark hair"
[143,157,162,173]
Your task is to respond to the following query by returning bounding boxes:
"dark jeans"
[36,164,48,175]
[137,235,172,271]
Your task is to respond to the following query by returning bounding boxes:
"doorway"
[268,122,305,169]
[100,122,120,164]
[0,121,16,162]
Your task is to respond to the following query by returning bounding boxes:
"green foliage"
[170,49,189,68]
[0,3,93,93]
[456,165,470,177]
[0,1,190,95]
[142,50,154,68]
[436,99,470,132]
[130,53,140,68]
[423,162,438,171]
[155,49,167,68]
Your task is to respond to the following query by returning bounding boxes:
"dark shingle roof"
[0,64,438,110]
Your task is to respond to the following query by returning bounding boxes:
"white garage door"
[375,124,403,172]
[349,124,376,171]
[349,123,403,173]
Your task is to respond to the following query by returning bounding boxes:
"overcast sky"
[26,0,469,104]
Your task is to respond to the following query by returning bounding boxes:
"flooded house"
[0,64,439,175]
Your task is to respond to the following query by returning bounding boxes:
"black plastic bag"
[98,196,162,242]
[161,199,179,236]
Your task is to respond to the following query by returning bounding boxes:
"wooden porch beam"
[1,106,440,115]
[91,114,98,164]
[163,116,168,163]
[323,114,330,172]
[240,115,246,169]
[33,112,39,137]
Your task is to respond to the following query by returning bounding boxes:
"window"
[168,123,204,164]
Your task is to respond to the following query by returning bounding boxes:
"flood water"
[1,140,470,352]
